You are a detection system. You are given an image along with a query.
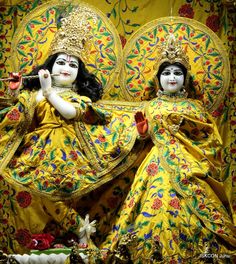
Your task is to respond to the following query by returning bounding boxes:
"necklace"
[155,92,189,135]
[157,89,188,99]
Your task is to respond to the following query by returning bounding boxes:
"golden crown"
[49,6,97,61]
[154,34,191,72]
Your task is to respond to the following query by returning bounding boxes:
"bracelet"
[42,88,53,98]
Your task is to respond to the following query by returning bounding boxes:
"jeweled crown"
[155,34,191,72]
[49,6,97,61]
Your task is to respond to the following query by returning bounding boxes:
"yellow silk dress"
[100,94,236,263]
[0,90,143,255]
[0,90,102,253]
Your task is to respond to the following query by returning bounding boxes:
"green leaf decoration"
[126,75,134,84]
[126,63,136,71]
[174,23,182,33]
[100,74,107,87]
[50,149,56,160]
[155,221,163,229]
[209,52,219,57]
[17,48,27,57]
[19,61,28,70]
[18,40,30,45]
[31,20,43,25]
[102,66,114,71]
[104,141,109,150]
[135,41,140,52]
[162,25,168,33]
[106,53,115,61]
[97,19,102,31]
[144,242,152,250]
[112,133,118,143]
[205,38,210,50]
[213,61,222,70]
[85,176,97,182]
[212,73,222,81]
[186,25,190,37]
[45,10,51,20]
[153,27,157,38]
[127,54,139,59]
[64,136,71,145]
[193,33,205,39]
[110,8,117,18]
[130,23,140,27]
[26,24,33,37]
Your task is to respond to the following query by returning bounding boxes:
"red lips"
[60,71,71,76]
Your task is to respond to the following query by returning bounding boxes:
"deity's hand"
[39,69,52,97]
[134,111,149,137]
[8,72,22,97]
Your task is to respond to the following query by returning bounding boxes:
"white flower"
[79,214,96,240]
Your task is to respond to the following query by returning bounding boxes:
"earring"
[180,86,188,97]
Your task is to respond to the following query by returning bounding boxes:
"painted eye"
[69,62,78,68]
[56,60,66,65]
[161,71,171,76]
[174,71,183,76]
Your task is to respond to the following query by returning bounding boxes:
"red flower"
[7,109,20,120]
[212,103,224,117]
[181,178,189,185]
[16,191,32,208]
[206,15,220,32]
[98,134,106,142]
[195,189,202,195]
[169,198,180,209]
[199,203,206,210]
[9,159,17,168]
[146,162,158,176]
[178,4,194,19]
[15,229,32,246]
[213,213,220,220]
[28,233,55,250]
[151,198,163,210]
[153,235,160,242]
[69,150,78,160]
[119,34,127,48]
[66,182,73,188]
[128,197,135,208]
[23,147,32,154]
[217,228,224,234]
[39,150,46,160]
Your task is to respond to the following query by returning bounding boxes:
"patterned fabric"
[100,96,236,263]
[0,0,235,224]
[0,90,143,199]
[0,0,236,259]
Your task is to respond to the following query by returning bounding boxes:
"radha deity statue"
[99,35,236,263]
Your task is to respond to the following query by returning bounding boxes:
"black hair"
[23,53,103,102]
[156,61,188,91]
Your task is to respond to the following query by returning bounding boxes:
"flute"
[0,73,60,82]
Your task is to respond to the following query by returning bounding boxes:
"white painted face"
[160,65,184,94]
[52,53,79,86]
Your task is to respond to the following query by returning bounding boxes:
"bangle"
[43,88,53,98]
